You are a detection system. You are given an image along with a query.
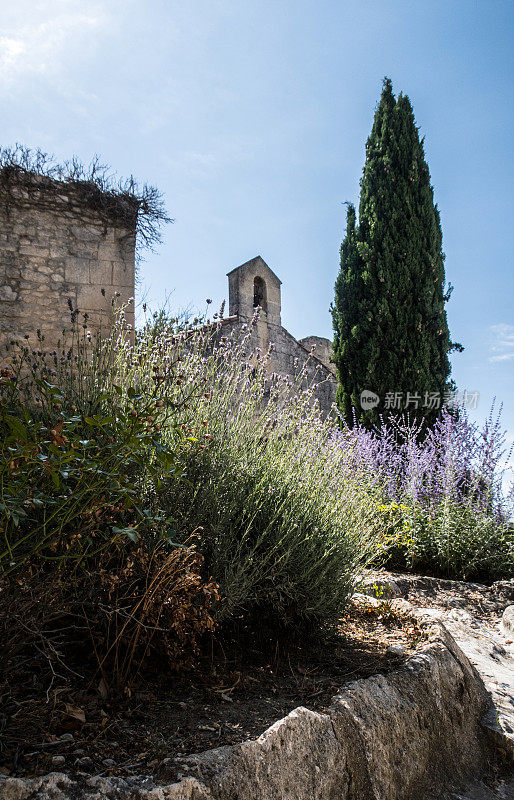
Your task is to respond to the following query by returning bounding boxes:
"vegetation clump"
[0,144,171,260]
[0,300,512,701]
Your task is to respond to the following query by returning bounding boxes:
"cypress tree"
[332,78,462,426]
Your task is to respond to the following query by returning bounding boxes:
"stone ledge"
[0,610,499,800]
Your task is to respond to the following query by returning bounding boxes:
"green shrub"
[407,502,513,581]
[152,322,383,632]
[0,308,198,574]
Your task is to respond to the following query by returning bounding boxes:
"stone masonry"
[0,178,336,414]
[0,173,136,358]
[225,256,336,412]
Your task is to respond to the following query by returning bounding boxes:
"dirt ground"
[0,597,424,784]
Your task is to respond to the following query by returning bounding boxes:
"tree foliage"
[332,78,462,426]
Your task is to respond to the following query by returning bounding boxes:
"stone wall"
[271,326,336,412]
[0,174,136,359]
[298,335,335,375]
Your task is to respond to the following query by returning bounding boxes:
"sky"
[1,0,513,486]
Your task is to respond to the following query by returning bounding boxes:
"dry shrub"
[90,542,219,681]
[0,542,219,694]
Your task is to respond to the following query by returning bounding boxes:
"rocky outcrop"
[359,572,514,764]
[0,774,210,799]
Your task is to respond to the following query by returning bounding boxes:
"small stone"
[102,758,116,767]
[59,733,74,741]
[387,644,406,657]
[0,285,17,302]
[51,755,65,766]
[76,756,94,769]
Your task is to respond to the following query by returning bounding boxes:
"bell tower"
[226,256,282,331]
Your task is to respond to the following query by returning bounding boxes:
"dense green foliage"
[332,78,461,425]
[0,309,378,638]
[1,302,510,683]
[0,328,189,572]
[158,332,380,631]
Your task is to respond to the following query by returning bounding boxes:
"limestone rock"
[182,706,349,800]
[500,605,514,637]
[0,774,212,800]
[358,575,402,599]
[329,639,489,800]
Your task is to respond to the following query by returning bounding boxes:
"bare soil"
[0,597,425,784]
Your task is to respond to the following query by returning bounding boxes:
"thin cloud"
[0,4,108,84]
[489,323,514,363]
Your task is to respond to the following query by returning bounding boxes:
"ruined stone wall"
[0,177,136,359]
[298,336,335,375]
[222,316,336,413]
[270,327,336,413]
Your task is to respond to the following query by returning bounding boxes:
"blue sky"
[1,0,513,485]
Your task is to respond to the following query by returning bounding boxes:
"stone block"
[65,258,93,283]
[18,243,50,257]
[49,244,72,259]
[91,259,114,285]
[111,260,135,288]
[0,285,18,302]
[75,284,113,314]
[70,224,104,243]
[67,246,99,260]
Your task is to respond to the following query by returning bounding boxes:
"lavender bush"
[331,407,513,580]
[121,310,383,632]
[2,298,511,645]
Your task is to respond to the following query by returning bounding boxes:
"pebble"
[76,756,94,769]
[59,733,74,741]
[102,758,116,767]
[51,755,65,766]
[387,644,406,657]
